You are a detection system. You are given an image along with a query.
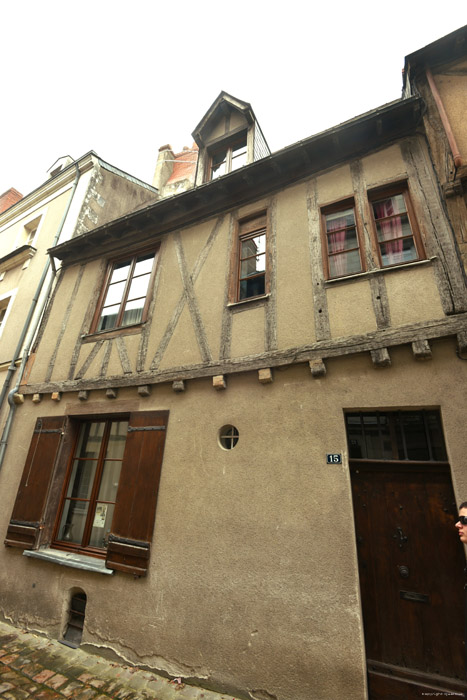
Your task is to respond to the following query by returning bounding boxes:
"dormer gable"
[192,91,270,185]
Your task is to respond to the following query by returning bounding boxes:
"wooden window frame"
[89,245,159,335]
[206,132,248,182]
[5,411,169,577]
[367,183,425,269]
[320,198,365,280]
[52,417,129,558]
[229,211,269,304]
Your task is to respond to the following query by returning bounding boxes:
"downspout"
[0,163,81,471]
[426,67,463,178]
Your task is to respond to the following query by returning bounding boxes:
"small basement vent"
[63,591,87,647]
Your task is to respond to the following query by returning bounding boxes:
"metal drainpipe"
[0,163,81,471]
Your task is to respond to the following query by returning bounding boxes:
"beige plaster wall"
[435,61,467,162]
[316,164,353,204]
[362,144,407,186]
[1,338,465,700]
[327,280,377,338]
[385,265,445,326]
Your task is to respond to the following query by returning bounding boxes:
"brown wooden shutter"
[106,410,169,577]
[5,416,66,550]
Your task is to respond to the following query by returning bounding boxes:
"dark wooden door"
[350,461,467,698]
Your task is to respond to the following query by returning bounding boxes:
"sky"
[1,1,466,198]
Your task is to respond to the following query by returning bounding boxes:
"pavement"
[0,619,238,700]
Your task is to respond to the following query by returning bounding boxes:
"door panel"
[350,461,466,698]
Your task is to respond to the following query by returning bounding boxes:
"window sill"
[227,293,270,309]
[81,323,144,343]
[324,257,435,286]
[23,548,114,575]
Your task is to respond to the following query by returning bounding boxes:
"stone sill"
[23,548,114,575]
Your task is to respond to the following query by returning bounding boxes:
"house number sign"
[326,453,342,464]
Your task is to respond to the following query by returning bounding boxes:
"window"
[321,202,363,279]
[345,410,447,462]
[0,296,11,335]
[54,419,128,553]
[208,135,247,180]
[369,186,424,268]
[232,213,268,302]
[5,411,169,577]
[91,248,158,333]
[219,425,239,450]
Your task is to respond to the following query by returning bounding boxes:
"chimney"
[0,188,23,214]
[152,145,175,192]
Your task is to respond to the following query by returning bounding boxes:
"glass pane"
[97,305,119,331]
[380,236,417,267]
[121,299,144,326]
[231,143,247,171]
[110,260,131,284]
[66,459,96,499]
[241,233,266,257]
[104,280,126,307]
[326,208,355,231]
[240,254,266,278]
[400,413,430,460]
[97,460,123,502]
[376,214,412,242]
[133,254,154,276]
[373,194,407,220]
[104,421,129,460]
[329,249,361,278]
[127,274,150,301]
[57,499,89,544]
[362,414,381,459]
[75,423,105,460]
[239,274,265,300]
[89,503,115,549]
[346,414,365,458]
[211,150,227,179]
[327,227,358,253]
[426,412,447,461]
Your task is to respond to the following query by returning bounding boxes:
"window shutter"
[106,410,169,577]
[5,416,66,550]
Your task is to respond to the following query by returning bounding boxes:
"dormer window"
[209,135,247,180]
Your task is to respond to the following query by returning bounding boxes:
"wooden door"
[350,461,467,698]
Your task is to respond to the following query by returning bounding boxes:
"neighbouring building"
[0,153,158,452]
[1,30,467,700]
[404,25,467,271]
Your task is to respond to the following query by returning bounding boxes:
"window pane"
[66,459,96,499]
[127,274,150,301]
[372,195,407,219]
[110,261,131,284]
[57,500,89,544]
[426,412,447,461]
[231,142,247,171]
[104,421,128,460]
[133,254,154,276]
[97,305,119,331]
[328,227,358,253]
[89,503,115,549]
[211,150,227,179]
[76,423,105,459]
[380,236,417,267]
[241,233,265,256]
[240,254,266,279]
[97,460,122,502]
[325,208,355,231]
[121,299,144,326]
[104,280,126,307]
[399,413,430,460]
[329,249,361,278]
[375,214,412,243]
[239,274,265,299]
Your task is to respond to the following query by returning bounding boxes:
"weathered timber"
[265,197,278,352]
[137,385,151,397]
[32,394,42,403]
[371,348,391,367]
[172,380,185,393]
[213,375,227,390]
[106,388,118,399]
[412,339,432,360]
[19,314,467,395]
[457,331,467,357]
[258,368,273,384]
[78,390,89,401]
[309,359,326,378]
[306,179,330,341]
[51,392,61,401]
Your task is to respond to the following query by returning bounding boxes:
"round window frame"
[218,425,239,450]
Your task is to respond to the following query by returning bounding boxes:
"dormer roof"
[192,91,259,148]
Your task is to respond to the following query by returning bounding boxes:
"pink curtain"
[374,197,404,264]
[328,216,349,276]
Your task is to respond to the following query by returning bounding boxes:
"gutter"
[0,163,81,472]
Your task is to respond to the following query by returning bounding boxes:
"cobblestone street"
[0,620,236,700]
